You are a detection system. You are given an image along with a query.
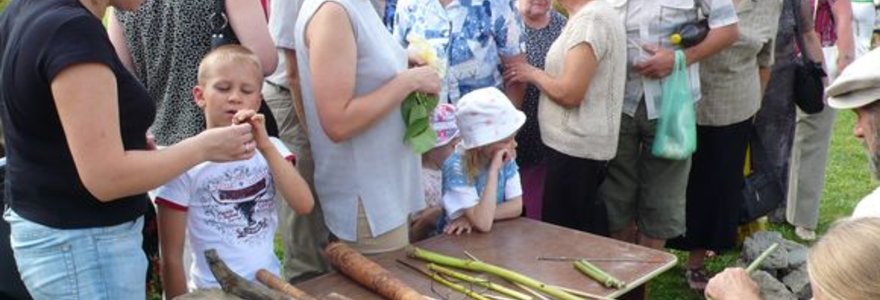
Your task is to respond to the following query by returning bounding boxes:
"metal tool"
[536,256,665,263]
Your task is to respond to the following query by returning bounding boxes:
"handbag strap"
[792,0,813,65]
[748,124,773,174]
[210,0,229,37]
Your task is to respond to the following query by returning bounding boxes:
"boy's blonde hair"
[807,217,880,300]
[197,45,263,85]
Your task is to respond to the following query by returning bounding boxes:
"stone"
[782,264,813,300]
[752,270,797,300]
[743,231,789,270]
[782,239,809,270]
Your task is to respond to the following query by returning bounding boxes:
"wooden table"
[298,218,677,299]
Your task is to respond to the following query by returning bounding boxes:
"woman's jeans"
[4,209,146,300]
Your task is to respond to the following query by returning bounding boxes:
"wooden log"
[324,242,424,300]
[256,269,319,300]
[204,249,293,300]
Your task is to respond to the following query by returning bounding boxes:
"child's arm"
[494,196,522,221]
[495,169,523,220]
[156,203,188,299]
[235,110,315,214]
[463,149,510,233]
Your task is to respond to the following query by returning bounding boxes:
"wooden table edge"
[606,252,678,298]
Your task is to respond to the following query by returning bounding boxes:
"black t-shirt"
[0,0,156,228]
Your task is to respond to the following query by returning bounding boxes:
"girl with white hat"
[441,88,526,234]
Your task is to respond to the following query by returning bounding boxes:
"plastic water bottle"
[669,19,709,48]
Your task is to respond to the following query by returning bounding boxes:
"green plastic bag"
[652,50,696,160]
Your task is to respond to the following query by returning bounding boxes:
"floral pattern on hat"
[455,87,526,149]
[430,103,460,148]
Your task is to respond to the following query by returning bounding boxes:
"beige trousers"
[786,100,836,230]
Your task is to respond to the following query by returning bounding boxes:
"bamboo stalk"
[512,282,549,300]
[552,286,613,300]
[256,269,319,300]
[427,264,533,300]
[573,260,626,289]
[707,243,781,300]
[484,294,517,300]
[396,259,490,300]
[407,247,584,300]
[746,243,780,273]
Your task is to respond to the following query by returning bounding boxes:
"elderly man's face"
[854,103,880,179]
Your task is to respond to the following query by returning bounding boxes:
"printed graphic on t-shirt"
[199,164,276,245]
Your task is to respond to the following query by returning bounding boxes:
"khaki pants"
[262,82,331,283]
[786,106,836,230]
[600,100,691,240]
[345,200,409,255]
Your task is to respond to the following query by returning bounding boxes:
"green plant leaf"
[409,128,438,154]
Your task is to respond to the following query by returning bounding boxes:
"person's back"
[115,0,213,145]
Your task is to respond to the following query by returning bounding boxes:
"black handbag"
[739,125,784,224]
[791,0,827,114]
[209,0,280,137]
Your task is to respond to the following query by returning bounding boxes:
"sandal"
[685,267,709,291]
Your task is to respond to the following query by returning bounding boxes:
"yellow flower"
[407,33,446,78]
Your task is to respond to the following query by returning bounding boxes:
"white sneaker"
[795,226,816,241]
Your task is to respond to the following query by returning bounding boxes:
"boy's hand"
[196,124,255,162]
[443,217,473,235]
[232,109,271,151]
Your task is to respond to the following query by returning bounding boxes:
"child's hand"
[232,109,271,151]
[490,148,514,171]
[196,124,256,162]
[443,217,473,235]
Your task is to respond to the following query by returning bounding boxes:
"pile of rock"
[739,231,812,300]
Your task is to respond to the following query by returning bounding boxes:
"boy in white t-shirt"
[155,45,314,298]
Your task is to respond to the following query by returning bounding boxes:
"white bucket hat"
[455,87,526,150]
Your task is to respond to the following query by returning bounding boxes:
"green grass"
[648,111,878,299]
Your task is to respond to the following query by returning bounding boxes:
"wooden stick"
[204,249,293,300]
[537,256,665,264]
[464,251,480,261]
[325,242,424,300]
[322,293,355,300]
[256,269,319,300]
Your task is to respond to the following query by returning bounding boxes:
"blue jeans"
[4,209,147,300]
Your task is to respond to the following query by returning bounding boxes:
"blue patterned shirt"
[393,0,526,104]
[441,147,522,220]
